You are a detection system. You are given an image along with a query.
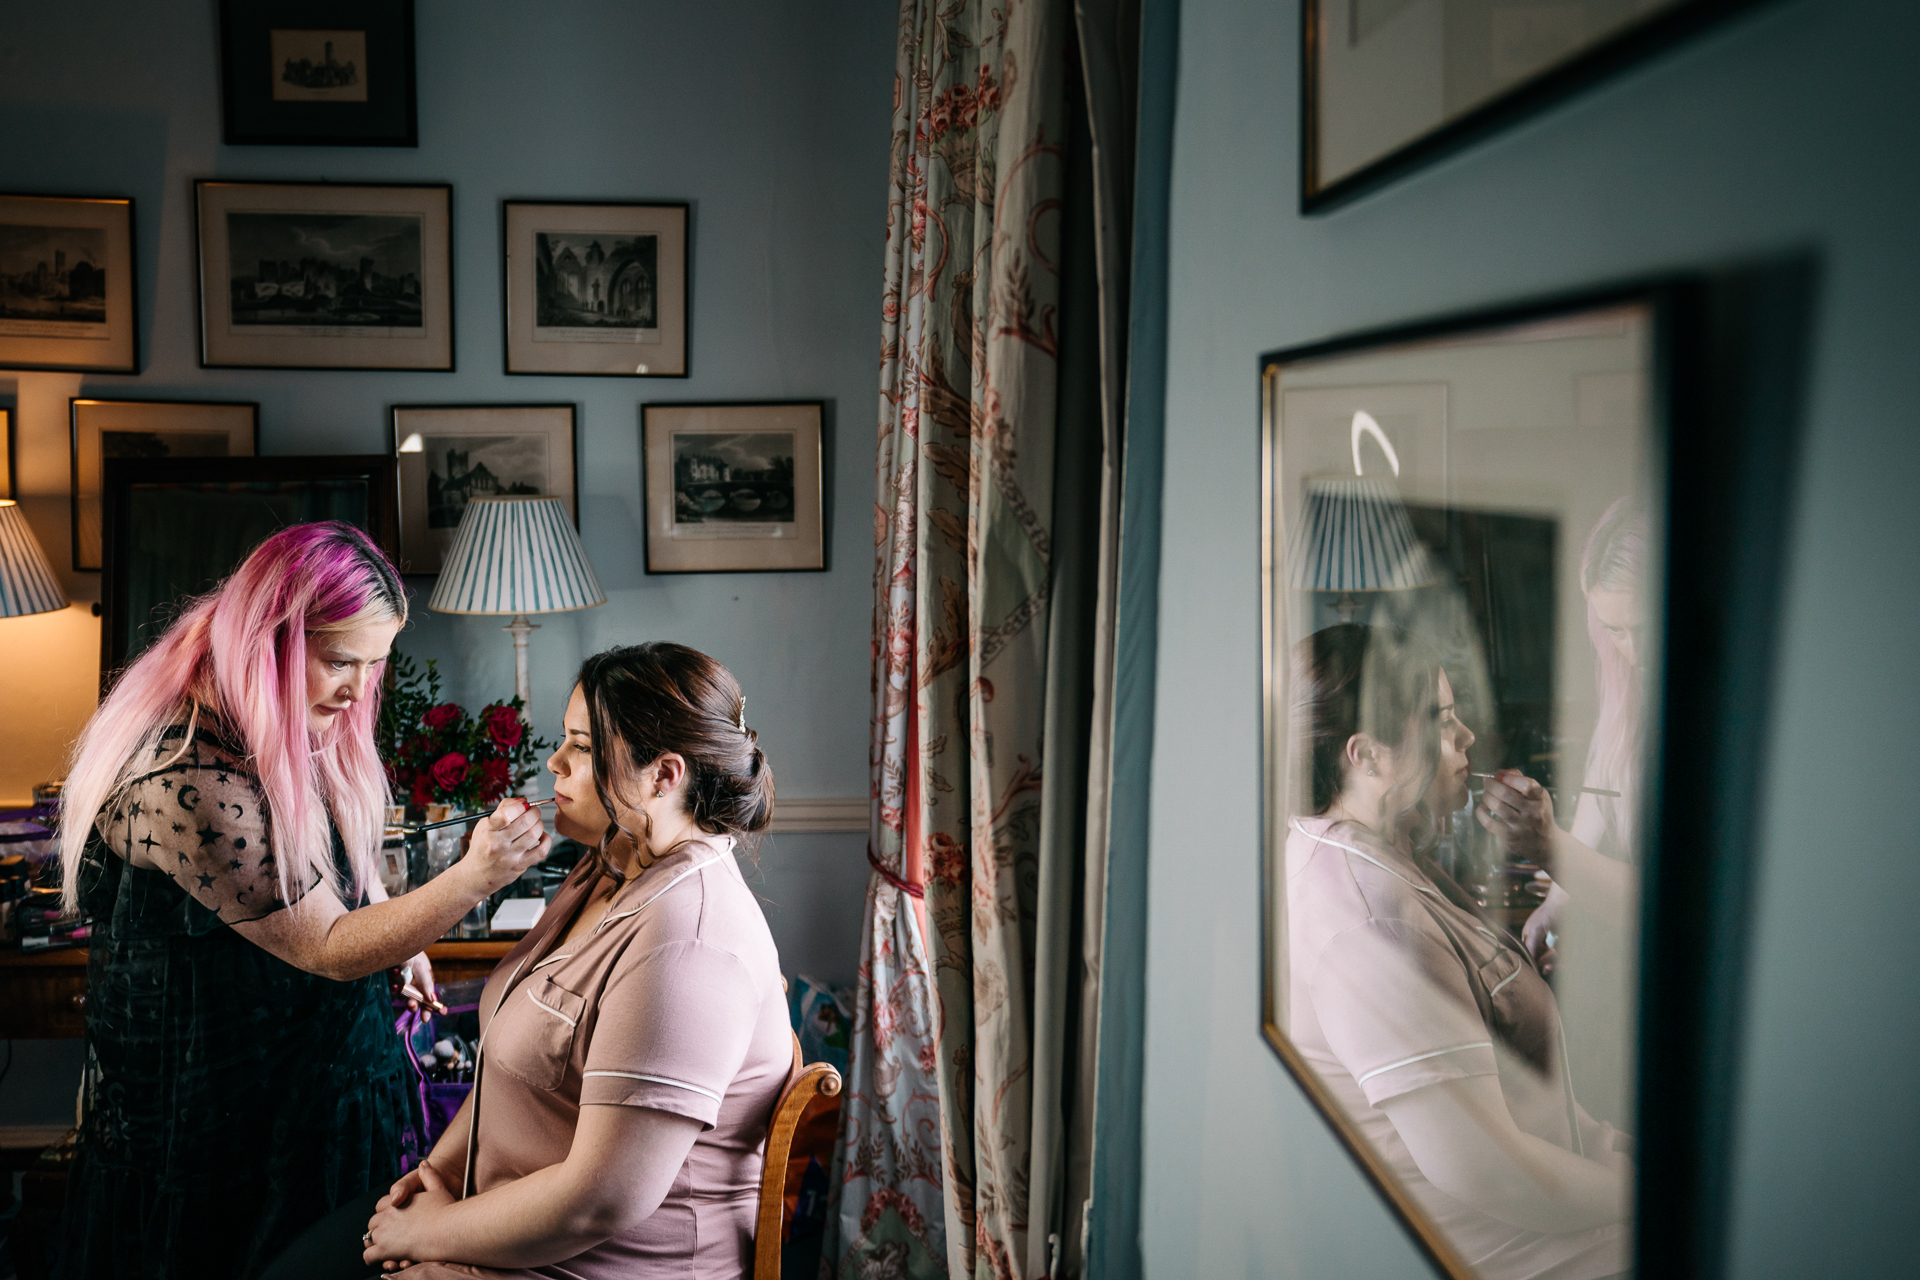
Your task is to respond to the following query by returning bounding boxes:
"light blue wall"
[0,0,892,1123]
[1145,1,1919,1277]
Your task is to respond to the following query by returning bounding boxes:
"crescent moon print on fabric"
[177,785,201,811]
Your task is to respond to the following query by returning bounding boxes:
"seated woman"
[1286,625,1632,1280]
[266,642,790,1279]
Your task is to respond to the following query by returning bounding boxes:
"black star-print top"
[89,724,324,930]
[65,719,412,1280]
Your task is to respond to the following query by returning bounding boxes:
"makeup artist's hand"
[457,797,552,896]
[398,952,439,1013]
[1477,769,1558,869]
[1522,881,1567,974]
[365,1160,457,1267]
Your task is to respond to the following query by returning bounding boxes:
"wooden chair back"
[753,1031,843,1280]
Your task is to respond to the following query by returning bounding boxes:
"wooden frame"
[641,401,825,574]
[194,179,453,370]
[0,193,138,373]
[1301,0,1768,213]
[1259,277,1801,1278]
[218,0,419,147]
[502,200,689,377]
[390,402,578,576]
[69,398,261,572]
[1,405,13,499]
[100,454,399,678]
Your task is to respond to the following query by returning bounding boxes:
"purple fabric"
[394,1001,479,1172]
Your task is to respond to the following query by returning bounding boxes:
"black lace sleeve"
[93,731,322,924]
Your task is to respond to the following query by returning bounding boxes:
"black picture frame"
[1301,0,1769,213]
[0,192,139,374]
[502,200,691,378]
[218,0,418,147]
[194,179,454,371]
[1258,274,1804,1279]
[100,455,400,680]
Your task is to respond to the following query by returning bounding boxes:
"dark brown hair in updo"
[1291,624,1444,846]
[574,643,775,859]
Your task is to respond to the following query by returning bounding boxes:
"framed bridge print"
[504,200,688,377]
[1260,280,1797,1278]
[642,401,823,573]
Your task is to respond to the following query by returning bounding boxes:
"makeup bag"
[394,978,486,1171]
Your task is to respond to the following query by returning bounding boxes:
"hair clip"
[736,697,747,732]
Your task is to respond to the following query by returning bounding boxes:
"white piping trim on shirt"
[1487,967,1523,998]
[1290,817,1447,902]
[1357,1042,1494,1085]
[582,1069,723,1103]
[593,849,730,935]
[530,952,573,973]
[528,991,578,1027]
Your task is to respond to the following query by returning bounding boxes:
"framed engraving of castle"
[392,403,577,575]
[196,181,452,370]
[0,193,137,374]
[504,201,688,377]
[642,402,823,574]
[218,0,418,147]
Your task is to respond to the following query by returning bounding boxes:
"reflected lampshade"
[1288,478,1435,593]
[427,495,606,615]
[0,500,69,619]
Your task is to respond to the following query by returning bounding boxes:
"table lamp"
[427,495,605,716]
[1288,477,1434,622]
[0,500,69,619]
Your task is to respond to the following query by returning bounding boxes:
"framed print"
[392,402,577,575]
[101,455,398,677]
[1303,0,1764,211]
[218,0,418,146]
[0,193,137,373]
[642,402,823,573]
[71,398,260,572]
[1260,283,1794,1279]
[1,406,12,498]
[504,201,688,377]
[195,180,453,371]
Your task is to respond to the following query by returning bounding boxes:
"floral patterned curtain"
[827,0,1067,1276]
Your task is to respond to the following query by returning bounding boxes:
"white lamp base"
[504,614,540,711]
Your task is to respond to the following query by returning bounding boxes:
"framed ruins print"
[71,398,260,572]
[0,193,137,374]
[642,401,823,573]
[392,403,577,575]
[195,180,453,370]
[1259,281,1795,1278]
[218,0,419,146]
[503,201,688,377]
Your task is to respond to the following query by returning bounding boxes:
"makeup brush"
[399,797,556,834]
[1470,772,1620,799]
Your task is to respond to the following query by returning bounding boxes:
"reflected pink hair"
[1580,497,1648,858]
[59,522,407,912]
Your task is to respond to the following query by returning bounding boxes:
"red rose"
[483,705,524,751]
[422,703,461,730]
[477,759,513,805]
[411,778,434,812]
[429,752,469,790]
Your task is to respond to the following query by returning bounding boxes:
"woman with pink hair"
[54,522,551,1280]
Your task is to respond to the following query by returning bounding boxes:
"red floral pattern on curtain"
[826,0,1066,1277]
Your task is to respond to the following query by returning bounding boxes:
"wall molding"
[767,797,868,834]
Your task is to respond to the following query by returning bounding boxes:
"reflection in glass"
[1265,305,1656,1278]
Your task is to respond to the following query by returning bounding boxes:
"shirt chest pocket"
[1476,945,1553,1076]
[494,974,585,1091]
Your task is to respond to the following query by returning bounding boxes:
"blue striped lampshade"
[0,500,68,619]
[1288,479,1435,593]
[427,496,606,615]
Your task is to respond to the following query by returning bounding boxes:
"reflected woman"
[1287,624,1631,1280]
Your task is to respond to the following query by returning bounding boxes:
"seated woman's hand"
[1476,768,1557,870]
[365,1161,457,1267]
[458,797,552,896]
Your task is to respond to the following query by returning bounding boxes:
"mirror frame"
[1258,277,1802,1280]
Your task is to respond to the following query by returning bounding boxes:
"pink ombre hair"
[1580,497,1648,860]
[59,522,407,912]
